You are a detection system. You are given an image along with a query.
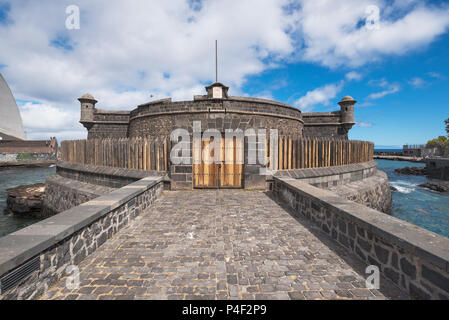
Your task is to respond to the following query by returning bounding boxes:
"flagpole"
[215,40,218,83]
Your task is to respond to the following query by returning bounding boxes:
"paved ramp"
[42,190,408,300]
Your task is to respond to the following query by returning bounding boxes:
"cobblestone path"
[43,190,408,300]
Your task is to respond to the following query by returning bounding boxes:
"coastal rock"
[6,183,45,217]
[394,166,427,176]
[419,181,449,194]
[390,186,398,192]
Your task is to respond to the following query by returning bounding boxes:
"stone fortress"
[1,82,449,301]
[76,82,373,193]
[79,82,356,140]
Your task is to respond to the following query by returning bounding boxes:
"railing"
[60,137,374,172]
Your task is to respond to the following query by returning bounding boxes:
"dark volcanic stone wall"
[87,123,129,139]
[274,178,449,300]
[86,111,130,139]
[0,177,164,300]
[302,112,349,139]
[43,175,115,215]
[128,98,304,137]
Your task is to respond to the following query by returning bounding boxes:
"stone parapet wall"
[127,98,304,138]
[302,111,348,139]
[302,112,340,123]
[87,123,129,139]
[56,161,166,189]
[273,178,449,299]
[273,161,391,213]
[329,170,392,214]
[0,177,164,300]
[43,175,116,216]
[274,160,378,188]
[302,125,346,139]
[133,97,302,120]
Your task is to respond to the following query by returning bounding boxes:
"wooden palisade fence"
[270,136,374,171]
[60,136,373,172]
[60,137,170,171]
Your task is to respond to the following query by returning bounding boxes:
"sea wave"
[390,181,417,194]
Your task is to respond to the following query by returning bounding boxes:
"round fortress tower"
[128,82,304,138]
[338,95,356,129]
[78,83,357,140]
[79,93,97,129]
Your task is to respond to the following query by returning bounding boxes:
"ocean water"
[376,159,449,238]
[0,166,56,237]
[375,149,403,153]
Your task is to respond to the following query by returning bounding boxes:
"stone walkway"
[42,190,408,300]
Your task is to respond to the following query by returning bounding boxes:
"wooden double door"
[193,136,243,188]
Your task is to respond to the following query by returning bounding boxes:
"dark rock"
[5,183,45,217]
[390,186,398,192]
[418,181,449,194]
[394,166,427,176]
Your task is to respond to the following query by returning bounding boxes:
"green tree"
[445,118,449,137]
[427,136,449,156]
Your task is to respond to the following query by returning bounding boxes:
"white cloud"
[19,102,85,140]
[367,79,400,99]
[298,0,449,68]
[345,71,363,81]
[357,102,374,108]
[356,121,373,127]
[368,85,400,99]
[427,72,445,79]
[294,81,344,112]
[408,77,426,88]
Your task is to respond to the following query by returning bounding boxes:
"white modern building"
[0,73,25,140]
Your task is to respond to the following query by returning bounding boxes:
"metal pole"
[215,40,218,83]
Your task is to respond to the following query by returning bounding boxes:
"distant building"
[403,144,440,157]
[0,73,26,140]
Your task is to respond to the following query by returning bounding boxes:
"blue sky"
[0,0,448,147]
[242,30,449,147]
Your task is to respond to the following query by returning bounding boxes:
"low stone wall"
[274,160,377,188]
[43,175,116,216]
[0,176,164,300]
[42,161,169,215]
[56,161,166,188]
[273,161,391,213]
[329,170,392,214]
[273,177,449,300]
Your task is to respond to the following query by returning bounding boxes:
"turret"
[78,93,97,129]
[338,96,356,130]
[205,82,229,99]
